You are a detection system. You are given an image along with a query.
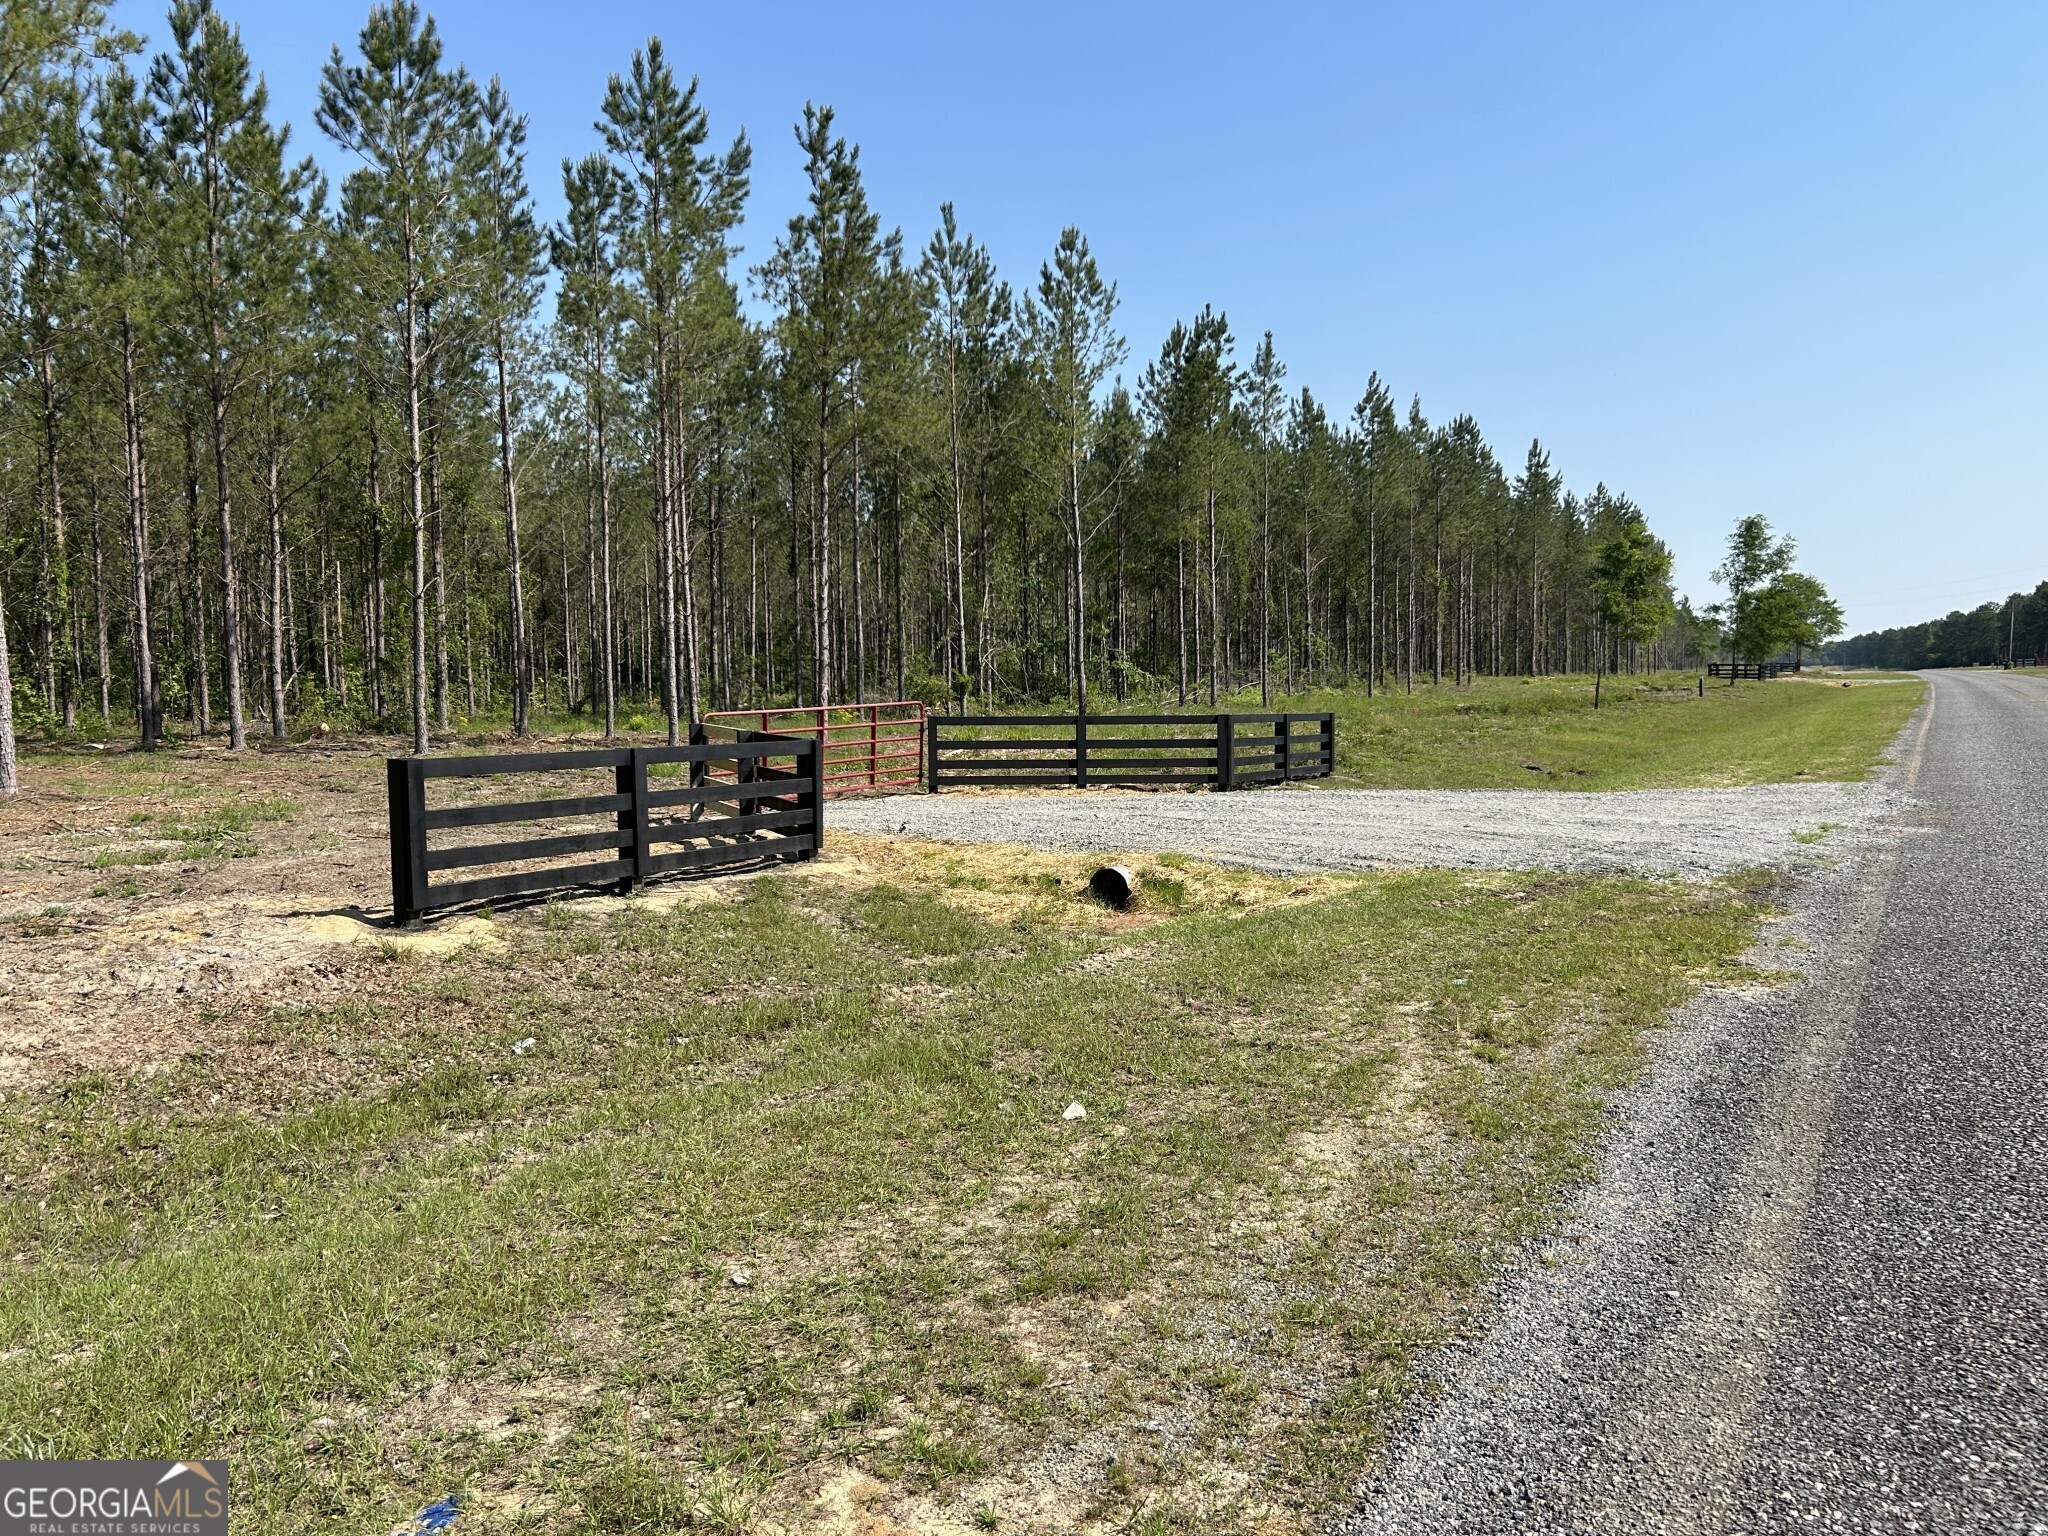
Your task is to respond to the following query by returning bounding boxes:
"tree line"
[5,0,1732,790]
[1830,581,2048,669]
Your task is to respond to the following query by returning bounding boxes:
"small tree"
[1713,514,1795,671]
[1589,515,1673,707]
[1772,572,1843,664]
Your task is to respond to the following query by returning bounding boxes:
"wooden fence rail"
[700,700,924,795]
[1706,661,1801,680]
[387,735,821,926]
[925,712,1335,792]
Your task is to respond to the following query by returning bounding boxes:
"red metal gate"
[700,701,925,796]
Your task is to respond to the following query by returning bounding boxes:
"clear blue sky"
[112,0,2047,635]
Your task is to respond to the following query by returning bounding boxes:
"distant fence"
[386,735,821,926]
[701,701,924,796]
[1706,661,1802,680]
[925,712,1335,792]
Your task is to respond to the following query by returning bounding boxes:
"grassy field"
[0,669,1916,1530]
[0,831,1776,1534]
[927,671,1922,793]
[1259,670,1924,790]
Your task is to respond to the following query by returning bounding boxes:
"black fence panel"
[387,734,821,926]
[926,712,1334,792]
[1706,662,1801,680]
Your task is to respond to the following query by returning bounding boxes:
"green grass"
[1261,671,1923,789]
[0,858,1773,1533]
[937,671,1920,792]
[81,794,297,866]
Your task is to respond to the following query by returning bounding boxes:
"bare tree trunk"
[653,330,681,742]
[676,416,702,724]
[1175,534,1187,705]
[182,424,211,734]
[851,433,867,703]
[38,346,72,729]
[429,420,449,731]
[813,381,835,707]
[1070,439,1088,715]
[1432,491,1444,687]
[494,325,530,735]
[207,344,244,747]
[1258,447,1272,706]
[266,437,287,738]
[1366,478,1377,697]
[404,235,431,755]
[1206,483,1220,705]
[120,318,159,747]
[0,583,16,793]
[598,402,617,737]
[90,479,109,724]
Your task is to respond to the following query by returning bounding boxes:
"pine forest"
[1,0,1718,766]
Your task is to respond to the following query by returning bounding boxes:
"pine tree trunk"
[494,325,530,735]
[596,351,617,737]
[121,317,159,747]
[90,480,109,724]
[404,232,431,756]
[0,582,16,793]
[267,439,287,738]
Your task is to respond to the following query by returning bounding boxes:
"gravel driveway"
[1339,669,2048,1532]
[832,781,1906,879]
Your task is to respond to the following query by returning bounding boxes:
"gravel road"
[833,781,1905,879]
[1337,669,2048,1533]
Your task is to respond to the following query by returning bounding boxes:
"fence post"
[386,757,428,928]
[1075,713,1089,789]
[1274,716,1289,782]
[1216,714,1235,790]
[926,714,941,793]
[1322,714,1335,777]
[618,748,649,892]
[797,738,824,860]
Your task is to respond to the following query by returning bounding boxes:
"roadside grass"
[929,671,1920,792]
[1260,671,1923,789]
[0,845,1774,1533]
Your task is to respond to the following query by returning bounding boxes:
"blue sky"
[112,0,2047,634]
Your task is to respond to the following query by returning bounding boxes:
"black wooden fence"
[924,712,1335,792]
[387,735,821,926]
[1706,661,1801,680]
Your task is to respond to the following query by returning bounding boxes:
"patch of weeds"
[904,1419,986,1480]
[1137,872,1187,910]
[855,883,1002,957]
[9,906,74,937]
[1792,822,1842,845]
[88,846,169,869]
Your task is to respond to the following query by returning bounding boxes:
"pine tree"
[317,0,481,755]
[601,39,749,735]
[1025,227,1123,713]
[473,77,542,733]
[757,102,884,710]
[552,152,626,735]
